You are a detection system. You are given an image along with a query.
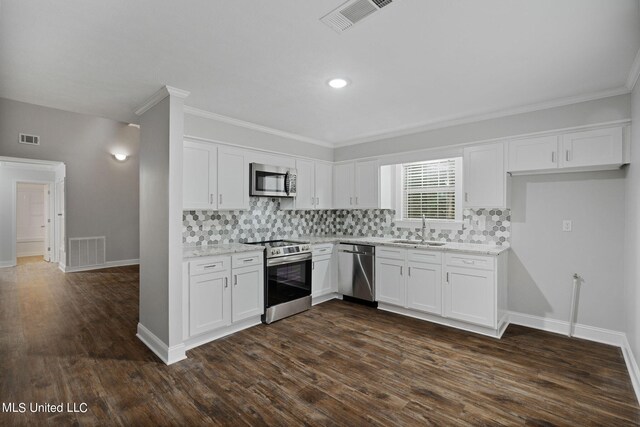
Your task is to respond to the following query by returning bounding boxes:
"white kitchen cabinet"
[507,135,559,172]
[231,264,264,323]
[312,256,332,296]
[376,257,406,306]
[217,146,248,210]
[315,162,333,209]
[333,160,379,209]
[560,127,623,169]
[294,160,333,210]
[443,266,495,328]
[406,261,442,315]
[189,270,231,336]
[183,141,217,210]
[463,142,507,209]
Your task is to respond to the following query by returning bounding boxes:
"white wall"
[184,113,333,162]
[0,165,56,267]
[509,171,626,331]
[335,94,631,161]
[0,98,139,264]
[625,84,640,368]
[16,182,46,257]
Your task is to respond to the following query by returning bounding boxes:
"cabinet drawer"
[445,253,494,271]
[377,246,406,260]
[190,256,230,276]
[312,244,334,257]
[232,252,263,268]
[408,250,442,265]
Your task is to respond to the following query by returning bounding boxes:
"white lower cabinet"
[312,244,337,298]
[186,251,264,342]
[376,246,507,336]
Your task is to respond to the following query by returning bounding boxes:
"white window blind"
[402,158,458,220]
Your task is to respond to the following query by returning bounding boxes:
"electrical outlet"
[562,220,572,232]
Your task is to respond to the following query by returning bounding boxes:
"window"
[399,157,463,222]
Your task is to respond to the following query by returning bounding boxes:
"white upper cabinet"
[295,159,316,210]
[183,141,217,210]
[507,136,559,172]
[333,163,355,209]
[560,127,623,169]
[217,146,248,210]
[355,160,379,208]
[333,160,379,209]
[315,162,333,210]
[463,142,507,209]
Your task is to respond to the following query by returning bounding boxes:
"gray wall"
[625,84,640,369]
[0,98,139,263]
[509,171,626,331]
[335,94,631,161]
[184,113,333,162]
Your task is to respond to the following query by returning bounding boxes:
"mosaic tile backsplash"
[183,198,511,247]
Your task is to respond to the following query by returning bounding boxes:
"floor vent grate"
[68,237,106,268]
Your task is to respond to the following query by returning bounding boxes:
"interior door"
[43,184,50,262]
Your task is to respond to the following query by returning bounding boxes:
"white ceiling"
[1,0,639,146]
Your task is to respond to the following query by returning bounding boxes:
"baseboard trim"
[136,323,186,365]
[17,251,45,257]
[183,316,262,351]
[64,258,139,273]
[0,261,16,269]
[507,311,625,347]
[622,336,640,405]
[312,292,340,306]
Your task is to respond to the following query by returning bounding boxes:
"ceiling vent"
[19,133,40,146]
[320,0,397,33]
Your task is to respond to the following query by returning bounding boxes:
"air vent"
[19,133,40,146]
[320,0,397,33]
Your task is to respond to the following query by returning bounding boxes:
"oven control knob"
[271,249,280,255]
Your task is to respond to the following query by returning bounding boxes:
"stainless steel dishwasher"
[338,244,375,302]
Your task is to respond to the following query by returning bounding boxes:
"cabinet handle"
[224,277,228,288]
[210,194,214,204]
[408,267,411,276]
[204,264,218,269]
[312,261,315,270]
[355,196,359,205]
[400,266,403,276]
[446,272,449,282]
[312,197,315,206]
[462,260,474,265]
[243,258,254,263]
[349,197,353,205]
[234,275,238,286]
[316,197,319,205]
[219,194,223,205]
[566,150,570,162]
[551,152,555,163]
[465,192,469,202]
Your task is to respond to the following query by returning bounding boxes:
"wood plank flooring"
[1,262,638,426]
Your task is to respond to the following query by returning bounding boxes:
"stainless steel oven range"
[247,240,312,324]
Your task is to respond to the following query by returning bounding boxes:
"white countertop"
[183,243,264,260]
[183,235,508,260]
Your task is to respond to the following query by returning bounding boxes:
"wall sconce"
[114,153,127,161]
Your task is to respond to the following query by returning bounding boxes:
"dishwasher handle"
[339,250,373,256]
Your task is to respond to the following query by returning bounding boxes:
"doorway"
[15,182,51,264]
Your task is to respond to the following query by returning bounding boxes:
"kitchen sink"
[392,240,446,247]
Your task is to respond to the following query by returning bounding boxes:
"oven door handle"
[267,253,312,267]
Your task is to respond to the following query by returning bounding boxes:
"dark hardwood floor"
[1,262,639,426]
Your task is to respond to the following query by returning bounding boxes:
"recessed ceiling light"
[328,78,349,89]
[114,153,128,161]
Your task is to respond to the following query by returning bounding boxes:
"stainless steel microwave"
[249,163,297,197]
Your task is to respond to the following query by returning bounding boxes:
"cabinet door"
[355,160,379,208]
[464,143,506,208]
[443,266,495,328]
[375,258,406,306]
[315,162,333,210]
[507,136,559,172]
[406,261,442,315]
[232,265,264,323]
[560,127,623,168]
[312,256,332,297]
[218,147,247,210]
[183,141,217,210]
[189,271,231,336]
[333,163,355,209]
[295,159,315,210]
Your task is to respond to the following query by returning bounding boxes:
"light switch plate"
[562,220,572,232]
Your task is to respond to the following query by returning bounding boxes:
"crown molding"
[183,106,334,148]
[135,85,191,116]
[627,48,640,91]
[333,86,631,148]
